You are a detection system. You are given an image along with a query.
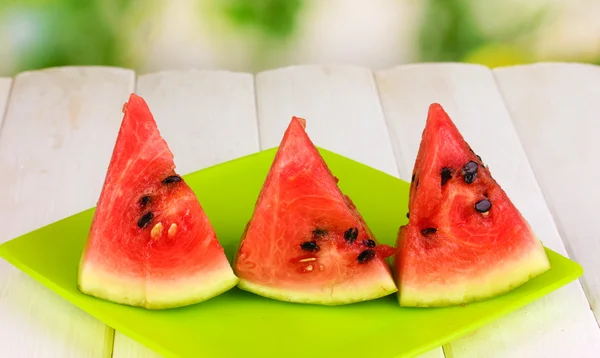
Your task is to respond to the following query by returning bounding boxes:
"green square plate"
[0,147,583,358]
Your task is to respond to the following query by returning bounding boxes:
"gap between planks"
[105,67,143,358]
[0,78,14,142]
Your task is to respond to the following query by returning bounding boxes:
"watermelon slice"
[77,93,239,309]
[394,103,551,307]
[233,117,398,305]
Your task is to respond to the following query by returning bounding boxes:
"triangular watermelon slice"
[394,103,551,307]
[234,117,398,305]
[78,93,238,309]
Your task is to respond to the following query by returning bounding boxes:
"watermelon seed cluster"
[412,159,487,238]
[299,226,379,266]
[136,175,182,230]
[459,158,493,215]
[343,227,379,264]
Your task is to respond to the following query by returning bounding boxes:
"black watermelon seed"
[139,195,150,207]
[411,173,415,182]
[406,212,410,219]
[462,161,478,175]
[300,241,320,251]
[462,162,478,184]
[476,154,483,163]
[162,175,182,184]
[137,212,154,228]
[464,172,477,184]
[421,227,437,235]
[415,179,420,188]
[312,228,328,238]
[363,239,376,248]
[475,199,492,213]
[357,249,376,264]
[344,227,359,243]
[441,167,453,186]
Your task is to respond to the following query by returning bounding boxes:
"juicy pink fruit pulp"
[78,94,238,309]
[394,103,550,307]
[234,117,397,305]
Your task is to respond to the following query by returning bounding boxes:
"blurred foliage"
[417,0,549,68]
[417,0,487,63]
[462,44,531,68]
[219,0,303,40]
[0,0,598,76]
[0,0,135,74]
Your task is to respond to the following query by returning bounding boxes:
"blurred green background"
[0,0,598,77]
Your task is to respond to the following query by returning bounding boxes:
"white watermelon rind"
[237,265,398,306]
[77,260,239,310]
[397,239,551,307]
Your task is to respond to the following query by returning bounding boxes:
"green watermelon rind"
[237,274,398,306]
[78,262,240,310]
[397,237,552,308]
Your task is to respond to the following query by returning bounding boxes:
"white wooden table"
[0,63,599,358]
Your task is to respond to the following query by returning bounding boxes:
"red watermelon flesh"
[234,117,398,305]
[394,103,551,307]
[77,93,238,309]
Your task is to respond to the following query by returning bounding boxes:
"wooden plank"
[112,69,259,357]
[494,63,600,323]
[0,67,135,357]
[255,65,443,358]
[255,65,401,177]
[374,63,600,358]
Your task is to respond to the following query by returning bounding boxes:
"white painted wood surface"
[0,63,598,358]
[256,65,401,177]
[374,63,600,358]
[112,70,260,357]
[494,63,600,323]
[0,67,135,357]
